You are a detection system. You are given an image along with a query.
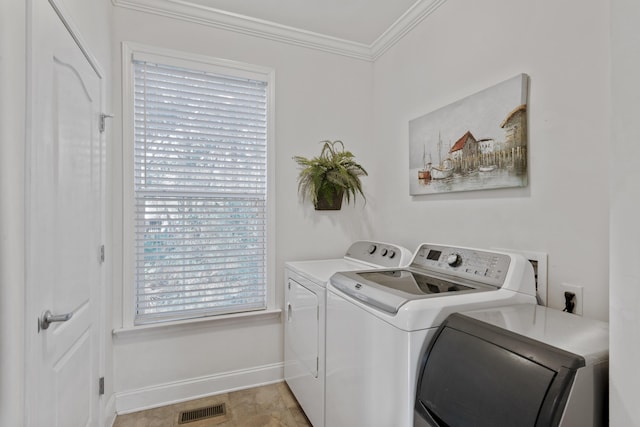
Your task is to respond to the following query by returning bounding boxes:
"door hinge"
[99,113,113,133]
[98,377,105,395]
[100,245,105,263]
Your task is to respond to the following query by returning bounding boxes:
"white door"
[26,1,104,426]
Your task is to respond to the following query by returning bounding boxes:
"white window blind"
[133,58,268,324]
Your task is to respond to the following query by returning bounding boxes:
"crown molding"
[370,0,448,60]
[112,0,447,62]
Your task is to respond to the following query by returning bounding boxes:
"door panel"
[288,279,319,378]
[52,55,95,317]
[27,1,103,426]
[55,330,91,426]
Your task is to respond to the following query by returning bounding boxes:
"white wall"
[0,0,113,425]
[111,7,374,410]
[610,0,640,424]
[0,1,27,425]
[369,0,610,320]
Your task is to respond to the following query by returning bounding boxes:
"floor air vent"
[178,403,226,424]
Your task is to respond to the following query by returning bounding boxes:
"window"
[124,44,274,325]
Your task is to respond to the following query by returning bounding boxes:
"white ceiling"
[183,0,419,45]
[113,0,447,60]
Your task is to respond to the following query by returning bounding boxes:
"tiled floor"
[113,382,312,427]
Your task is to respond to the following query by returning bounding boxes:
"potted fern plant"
[293,140,368,210]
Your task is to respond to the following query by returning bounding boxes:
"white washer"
[284,241,412,427]
[325,243,538,427]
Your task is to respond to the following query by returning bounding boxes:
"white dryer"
[284,241,412,427]
[414,304,609,427]
[325,243,538,427]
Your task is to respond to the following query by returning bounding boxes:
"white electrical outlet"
[559,283,583,316]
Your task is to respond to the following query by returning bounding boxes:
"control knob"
[388,250,396,259]
[368,244,377,254]
[381,248,388,256]
[446,253,462,267]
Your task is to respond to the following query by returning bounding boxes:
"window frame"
[120,42,276,328]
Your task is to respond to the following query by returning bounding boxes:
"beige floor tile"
[113,382,312,427]
[288,406,311,426]
[113,406,174,427]
[276,383,299,410]
[227,387,260,420]
[253,384,287,413]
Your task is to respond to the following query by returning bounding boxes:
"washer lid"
[330,269,494,314]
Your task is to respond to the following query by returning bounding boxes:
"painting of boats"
[479,165,496,172]
[409,74,529,195]
[429,135,453,179]
[417,145,432,180]
[431,160,453,179]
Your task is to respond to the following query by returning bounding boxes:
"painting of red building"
[408,74,529,195]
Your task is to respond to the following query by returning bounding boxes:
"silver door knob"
[39,310,73,331]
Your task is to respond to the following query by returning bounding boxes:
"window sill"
[112,308,282,338]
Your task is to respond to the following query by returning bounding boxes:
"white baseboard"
[114,362,284,415]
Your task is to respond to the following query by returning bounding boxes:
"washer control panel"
[344,241,412,268]
[411,244,511,287]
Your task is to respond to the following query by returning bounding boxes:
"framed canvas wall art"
[409,74,529,195]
